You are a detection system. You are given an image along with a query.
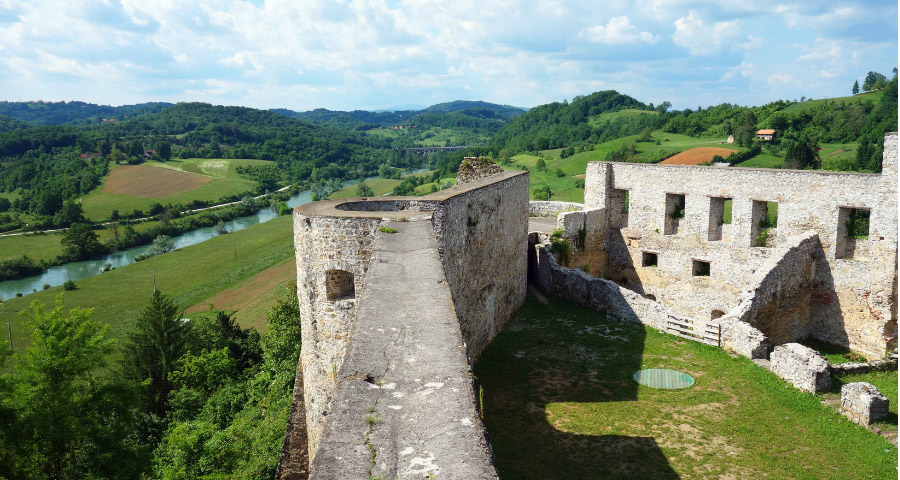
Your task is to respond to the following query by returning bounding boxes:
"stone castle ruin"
[280,135,897,478]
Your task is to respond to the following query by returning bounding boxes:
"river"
[0,170,428,300]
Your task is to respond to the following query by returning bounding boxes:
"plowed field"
[102,165,212,198]
[660,147,738,165]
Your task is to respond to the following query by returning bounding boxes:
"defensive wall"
[577,133,898,358]
[287,170,528,478]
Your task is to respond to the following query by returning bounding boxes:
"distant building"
[726,135,735,144]
[756,129,776,141]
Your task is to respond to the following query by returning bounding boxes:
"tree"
[535,158,546,171]
[852,80,860,95]
[356,181,374,197]
[61,222,104,260]
[122,291,192,417]
[499,148,512,164]
[151,235,175,254]
[533,186,552,200]
[214,220,227,235]
[556,168,566,178]
[155,141,172,161]
[53,199,86,227]
[0,295,146,479]
[784,137,821,170]
[863,71,887,92]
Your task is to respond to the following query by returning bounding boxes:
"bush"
[42,283,50,290]
[63,280,77,291]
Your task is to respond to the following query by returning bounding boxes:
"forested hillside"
[0,103,411,225]
[0,101,172,125]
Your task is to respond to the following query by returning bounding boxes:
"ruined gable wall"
[583,133,898,357]
[724,231,820,345]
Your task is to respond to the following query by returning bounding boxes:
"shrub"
[63,280,77,291]
[549,238,571,265]
[42,283,50,290]
[379,226,397,234]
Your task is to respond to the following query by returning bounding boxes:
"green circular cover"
[633,368,695,389]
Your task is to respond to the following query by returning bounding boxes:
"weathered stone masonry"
[289,170,528,477]
[582,133,898,358]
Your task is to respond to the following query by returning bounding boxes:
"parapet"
[288,170,528,477]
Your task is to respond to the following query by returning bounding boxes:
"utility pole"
[7,323,11,353]
[150,270,156,292]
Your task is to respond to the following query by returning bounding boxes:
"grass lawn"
[782,91,882,113]
[0,214,294,366]
[0,232,65,263]
[475,295,897,480]
[80,161,260,221]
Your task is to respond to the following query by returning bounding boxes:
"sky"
[0,0,897,112]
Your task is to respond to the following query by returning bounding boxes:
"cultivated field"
[476,295,897,480]
[102,165,212,198]
[81,161,260,221]
[660,147,738,165]
[184,258,296,332]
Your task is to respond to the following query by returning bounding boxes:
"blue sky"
[0,0,896,111]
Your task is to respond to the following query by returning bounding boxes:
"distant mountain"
[273,100,525,130]
[0,101,173,126]
[374,104,427,112]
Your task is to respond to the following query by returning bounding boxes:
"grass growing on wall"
[475,295,897,480]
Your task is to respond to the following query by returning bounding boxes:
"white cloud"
[672,11,744,55]
[581,16,658,45]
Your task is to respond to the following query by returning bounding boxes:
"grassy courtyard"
[475,295,897,480]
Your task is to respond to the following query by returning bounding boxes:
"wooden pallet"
[664,317,721,346]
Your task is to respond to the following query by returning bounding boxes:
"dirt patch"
[102,165,212,198]
[185,259,296,328]
[660,147,738,165]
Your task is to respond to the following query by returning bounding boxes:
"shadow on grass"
[474,293,679,479]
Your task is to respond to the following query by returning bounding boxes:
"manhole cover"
[633,369,695,389]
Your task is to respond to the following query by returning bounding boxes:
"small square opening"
[692,260,711,277]
[325,269,355,301]
[642,251,658,267]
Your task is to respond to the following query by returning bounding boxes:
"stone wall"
[770,343,831,393]
[583,133,898,358]
[840,382,890,425]
[429,172,529,360]
[535,245,679,333]
[293,213,384,454]
[528,200,583,218]
[289,170,528,470]
[722,231,820,345]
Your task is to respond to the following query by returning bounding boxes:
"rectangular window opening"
[751,200,777,247]
[642,251,658,267]
[837,207,871,259]
[708,197,732,241]
[610,188,630,228]
[664,193,685,235]
[692,260,711,277]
